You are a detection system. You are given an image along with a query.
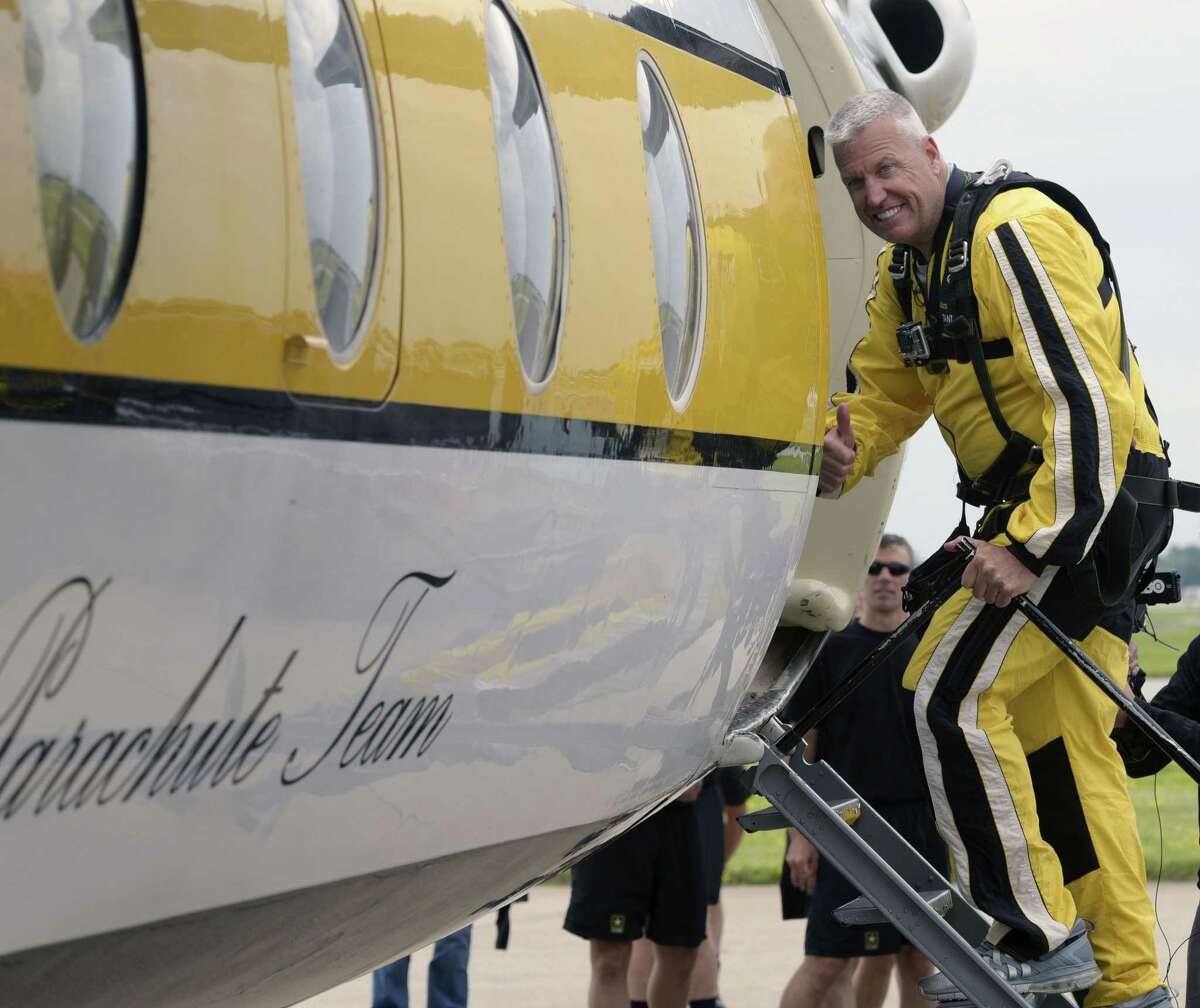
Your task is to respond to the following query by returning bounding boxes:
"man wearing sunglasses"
[779,534,945,1008]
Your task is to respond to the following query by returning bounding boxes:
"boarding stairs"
[740,716,1071,1008]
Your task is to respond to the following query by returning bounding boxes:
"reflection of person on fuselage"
[819,88,1170,1008]
[779,534,944,1008]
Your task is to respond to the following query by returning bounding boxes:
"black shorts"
[695,768,751,905]
[695,781,725,906]
[801,800,948,958]
[564,801,707,948]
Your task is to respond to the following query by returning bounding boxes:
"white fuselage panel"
[0,421,815,954]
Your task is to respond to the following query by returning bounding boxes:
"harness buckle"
[888,248,911,282]
[973,159,1013,187]
[945,240,970,275]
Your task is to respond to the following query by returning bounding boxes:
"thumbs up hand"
[818,403,857,497]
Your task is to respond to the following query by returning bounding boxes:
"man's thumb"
[837,403,854,444]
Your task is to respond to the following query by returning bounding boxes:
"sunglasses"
[868,561,911,577]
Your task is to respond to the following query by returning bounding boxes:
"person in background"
[564,786,707,1008]
[372,924,472,1008]
[778,534,943,1008]
[1113,634,1200,1008]
[628,767,752,1008]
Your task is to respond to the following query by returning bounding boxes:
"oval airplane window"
[636,55,706,409]
[20,0,146,343]
[285,0,381,359]
[485,1,567,388]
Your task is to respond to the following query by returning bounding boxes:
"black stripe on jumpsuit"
[990,221,1112,571]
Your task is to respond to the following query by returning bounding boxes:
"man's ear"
[923,134,944,175]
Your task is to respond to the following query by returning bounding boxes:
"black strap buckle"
[945,240,970,275]
[956,433,1041,507]
[956,474,1032,508]
[1121,475,1200,512]
[888,247,911,282]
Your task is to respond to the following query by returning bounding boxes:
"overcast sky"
[885,0,1200,560]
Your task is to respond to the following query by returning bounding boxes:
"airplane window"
[285,0,380,358]
[20,0,146,343]
[485,1,567,387]
[637,55,706,408]
[561,2,783,71]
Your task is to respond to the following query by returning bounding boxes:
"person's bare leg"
[853,955,894,1008]
[686,901,725,1001]
[895,944,937,1008]
[708,902,725,954]
[628,937,653,1003]
[779,955,856,1008]
[589,940,632,1008]
[687,937,719,1001]
[647,944,699,1008]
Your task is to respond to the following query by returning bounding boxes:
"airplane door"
[275,0,402,404]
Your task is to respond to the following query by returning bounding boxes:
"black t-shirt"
[783,621,927,806]
[1113,632,1200,882]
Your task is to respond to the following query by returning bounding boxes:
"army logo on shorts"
[864,929,880,951]
[609,914,626,934]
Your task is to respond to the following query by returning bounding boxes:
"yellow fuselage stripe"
[0,0,827,447]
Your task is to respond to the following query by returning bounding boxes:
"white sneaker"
[917,920,1102,1001]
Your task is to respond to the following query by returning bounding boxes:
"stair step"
[835,888,953,926]
[740,798,862,834]
[737,808,789,832]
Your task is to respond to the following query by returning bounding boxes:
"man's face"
[863,545,911,617]
[834,118,945,251]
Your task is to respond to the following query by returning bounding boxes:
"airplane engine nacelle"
[842,0,975,130]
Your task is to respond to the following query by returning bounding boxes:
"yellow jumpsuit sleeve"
[976,211,1135,574]
[830,247,933,494]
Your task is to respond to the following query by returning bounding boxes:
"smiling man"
[817,89,1173,1008]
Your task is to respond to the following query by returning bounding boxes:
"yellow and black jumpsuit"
[833,169,1166,1006]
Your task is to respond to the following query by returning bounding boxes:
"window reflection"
[20,0,145,342]
[559,1,783,69]
[285,0,380,357]
[485,2,567,386]
[637,56,705,407]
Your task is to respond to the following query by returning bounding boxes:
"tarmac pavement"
[298,881,1199,1008]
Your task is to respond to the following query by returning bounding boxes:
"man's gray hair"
[828,89,928,148]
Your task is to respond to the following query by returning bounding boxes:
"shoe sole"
[922,964,1103,1001]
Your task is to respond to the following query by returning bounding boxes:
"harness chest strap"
[1123,475,1200,512]
[962,468,1200,515]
